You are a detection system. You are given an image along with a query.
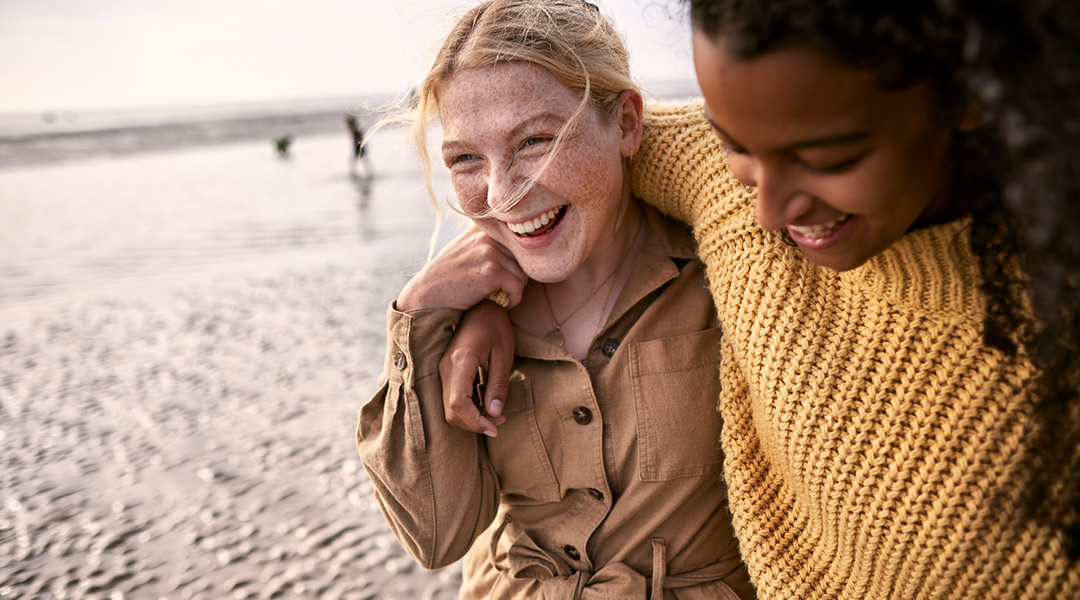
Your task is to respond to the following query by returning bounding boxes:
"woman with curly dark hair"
[438,0,1080,598]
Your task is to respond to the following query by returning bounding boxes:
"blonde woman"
[356,1,752,598]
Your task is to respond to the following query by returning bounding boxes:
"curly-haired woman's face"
[693,32,960,272]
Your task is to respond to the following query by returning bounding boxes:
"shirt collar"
[514,202,699,359]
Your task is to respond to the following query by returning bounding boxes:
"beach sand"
[0,131,469,598]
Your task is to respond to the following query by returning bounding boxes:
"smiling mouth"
[788,214,851,239]
[506,206,567,237]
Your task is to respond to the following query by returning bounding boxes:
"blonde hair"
[376,0,637,253]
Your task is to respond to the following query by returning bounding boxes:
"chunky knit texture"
[629,101,1080,600]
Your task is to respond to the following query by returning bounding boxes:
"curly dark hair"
[684,0,1080,557]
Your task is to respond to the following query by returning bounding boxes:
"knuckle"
[447,394,471,412]
[445,347,478,367]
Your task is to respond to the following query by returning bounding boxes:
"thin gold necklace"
[541,239,634,347]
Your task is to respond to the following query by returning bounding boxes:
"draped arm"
[630,100,745,230]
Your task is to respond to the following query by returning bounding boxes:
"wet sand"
[0,133,469,598]
[1,263,465,599]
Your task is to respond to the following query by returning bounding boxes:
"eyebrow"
[442,112,567,153]
[702,108,872,151]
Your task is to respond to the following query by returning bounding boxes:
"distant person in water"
[274,136,291,157]
[346,115,373,177]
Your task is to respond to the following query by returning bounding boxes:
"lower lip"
[786,217,853,251]
[510,207,567,250]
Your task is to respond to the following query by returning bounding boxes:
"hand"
[440,300,515,436]
[397,224,527,311]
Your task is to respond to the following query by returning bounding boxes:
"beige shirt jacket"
[358,206,754,600]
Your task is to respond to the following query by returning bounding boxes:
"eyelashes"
[445,134,558,169]
[720,140,870,175]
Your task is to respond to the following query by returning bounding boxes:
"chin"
[524,266,572,284]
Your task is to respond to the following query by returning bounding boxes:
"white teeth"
[788,215,851,239]
[507,207,562,235]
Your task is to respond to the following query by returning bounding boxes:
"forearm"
[630,100,733,228]
[356,304,500,568]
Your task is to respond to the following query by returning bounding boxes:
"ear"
[616,89,644,157]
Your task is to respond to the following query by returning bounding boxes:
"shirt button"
[572,407,592,425]
[393,351,407,370]
[587,488,604,501]
[563,545,581,561]
[601,338,619,357]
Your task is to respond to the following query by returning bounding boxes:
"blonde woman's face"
[439,62,634,283]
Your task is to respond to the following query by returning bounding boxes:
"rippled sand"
[0,263,464,599]
[1,133,470,598]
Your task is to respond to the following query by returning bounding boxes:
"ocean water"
[0,95,398,167]
[0,97,469,312]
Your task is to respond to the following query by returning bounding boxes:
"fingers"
[453,226,529,302]
[397,230,528,311]
[440,346,500,436]
[475,250,527,307]
[480,308,515,421]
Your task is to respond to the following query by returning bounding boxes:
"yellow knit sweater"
[629,101,1080,600]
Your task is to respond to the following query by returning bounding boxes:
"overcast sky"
[0,0,695,114]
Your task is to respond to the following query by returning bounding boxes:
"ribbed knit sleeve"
[631,100,765,314]
[630,101,1080,600]
[631,100,752,226]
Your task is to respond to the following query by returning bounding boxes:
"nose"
[484,163,526,213]
[750,163,812,231]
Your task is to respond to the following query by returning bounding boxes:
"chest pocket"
[630,327,724,481]
[484,373,561,502]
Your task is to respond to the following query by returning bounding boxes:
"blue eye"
[523,136,553,148]
[449,154,476,165]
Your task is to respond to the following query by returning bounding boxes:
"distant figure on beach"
[274,136,291,157]
[346,115,373,177]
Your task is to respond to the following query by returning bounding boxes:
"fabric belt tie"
[506,538,738,598]
[488,516,741,599]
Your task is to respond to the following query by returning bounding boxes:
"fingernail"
[489,399,503,415]
[484,429,497,438]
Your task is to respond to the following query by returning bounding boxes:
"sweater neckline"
[835,216,985,317]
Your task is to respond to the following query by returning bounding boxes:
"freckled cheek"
[450,174,489,215]
[541,146,621,201]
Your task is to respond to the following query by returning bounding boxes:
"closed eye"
[721,141,750,156]
[802,150,871,174]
